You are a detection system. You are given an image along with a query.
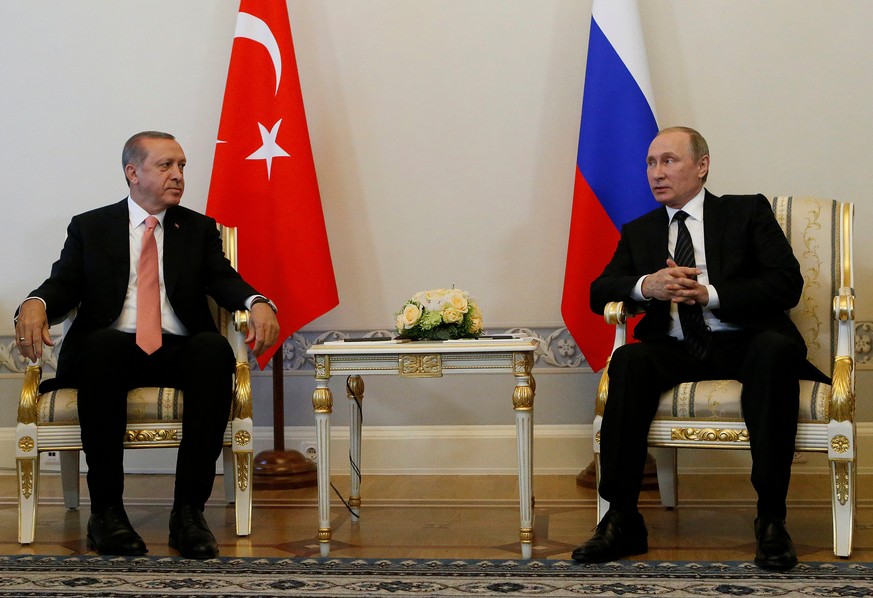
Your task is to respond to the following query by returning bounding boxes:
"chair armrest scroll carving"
[603,301,627,326]
[232,361,253,420]
[833,290,854,322]
[596,301,628,417]
[830,356,854,423]
[233,310,249,334]
[18,363,42,425]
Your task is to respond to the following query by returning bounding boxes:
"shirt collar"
[127,196,166,228]
[665,188,706,223]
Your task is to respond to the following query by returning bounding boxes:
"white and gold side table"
[306,337,539,558]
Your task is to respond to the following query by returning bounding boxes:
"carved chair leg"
[831,460,855,558]
[17,456,38,544]
[231,418,253,537]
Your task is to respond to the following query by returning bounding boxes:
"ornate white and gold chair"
[592,196,856,557]
[15,225,255,544]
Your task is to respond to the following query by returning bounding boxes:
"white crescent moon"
[234,12,282,95]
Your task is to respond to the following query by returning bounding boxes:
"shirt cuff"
[246,295,277,313]
[705,285,720,309]
[630,276,649,302]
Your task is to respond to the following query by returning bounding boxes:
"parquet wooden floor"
[0,471,869,562]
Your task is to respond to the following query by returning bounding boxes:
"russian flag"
[561,0,659,372]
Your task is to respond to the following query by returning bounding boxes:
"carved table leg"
[513,352,535,559]
[312,370,334,557]
[347,375,364,522]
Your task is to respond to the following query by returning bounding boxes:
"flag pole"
[252,347,317,489]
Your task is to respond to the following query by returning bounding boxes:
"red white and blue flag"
[561,0,658,372]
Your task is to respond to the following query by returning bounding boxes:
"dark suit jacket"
[590,191,811,353]
[27,199,259,382]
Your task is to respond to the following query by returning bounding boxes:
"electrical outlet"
[300,442,317,462]
[43,451,59,465]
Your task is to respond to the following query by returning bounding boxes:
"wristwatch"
[250,296,277,313]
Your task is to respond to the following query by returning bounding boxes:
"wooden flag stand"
[253,351,317,489]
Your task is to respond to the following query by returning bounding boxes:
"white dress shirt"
[631,188,740,340]
[111,197,188,335]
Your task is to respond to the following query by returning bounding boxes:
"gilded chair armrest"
[829,285,855,423]
[232,360,253,420]
[833,288,854,323]
[596,301,628,417]
[18,363,43,425]
[603,301,627,326]
[830,356,854,423]
[233,309,249,334]
[595,360,611,417]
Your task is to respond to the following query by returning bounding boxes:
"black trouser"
[74,329,235,513]
[598,330,805,520]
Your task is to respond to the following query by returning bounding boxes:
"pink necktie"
[136,216,162,354]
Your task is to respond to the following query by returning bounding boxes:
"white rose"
[424,289,450,311]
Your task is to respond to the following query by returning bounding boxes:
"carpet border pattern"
[0,556,872,596]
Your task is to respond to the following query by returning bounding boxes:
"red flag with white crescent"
[207,0,338,369]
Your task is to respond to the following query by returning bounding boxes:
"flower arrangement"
[394,288,484,341]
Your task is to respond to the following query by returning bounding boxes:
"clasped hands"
[641,259,709,306]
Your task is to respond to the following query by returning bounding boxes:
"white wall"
[3,1,871,331]
[2,1,872,430]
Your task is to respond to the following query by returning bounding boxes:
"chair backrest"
[770,196,845,375]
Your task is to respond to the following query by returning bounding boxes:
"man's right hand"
[15,299,53,362]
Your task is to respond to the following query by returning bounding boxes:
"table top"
[307,337,539,356]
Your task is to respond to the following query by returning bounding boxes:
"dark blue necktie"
[673,211,711,359]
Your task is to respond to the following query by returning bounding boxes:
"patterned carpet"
[0,556,871,596]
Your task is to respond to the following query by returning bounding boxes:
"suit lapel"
[162,207,183,300]
[108,199,131,305]
[645,207,670,272]
[702,190,725,284]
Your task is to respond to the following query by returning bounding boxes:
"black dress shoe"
[169,505,219,559]
[87,505,147,556]
[754,517,798,571]
[572,509,648,563]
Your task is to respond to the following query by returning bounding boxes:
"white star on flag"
[246,119,290,179]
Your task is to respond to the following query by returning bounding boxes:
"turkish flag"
[207,0,338,369]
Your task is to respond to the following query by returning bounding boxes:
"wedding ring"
[18,337,26,342]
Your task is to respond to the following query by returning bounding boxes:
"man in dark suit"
[572,127,826,570]
[14,131,280,559]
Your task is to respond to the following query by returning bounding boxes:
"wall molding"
[2,423,871,476]
[3,321,873,375]
[0,326,588,375]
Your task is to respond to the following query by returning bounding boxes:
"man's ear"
[697,155,710,180]
[124,163,138,185]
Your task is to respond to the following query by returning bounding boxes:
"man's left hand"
[246,303,280,357]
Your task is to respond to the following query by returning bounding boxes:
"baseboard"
[1,424,870,475]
